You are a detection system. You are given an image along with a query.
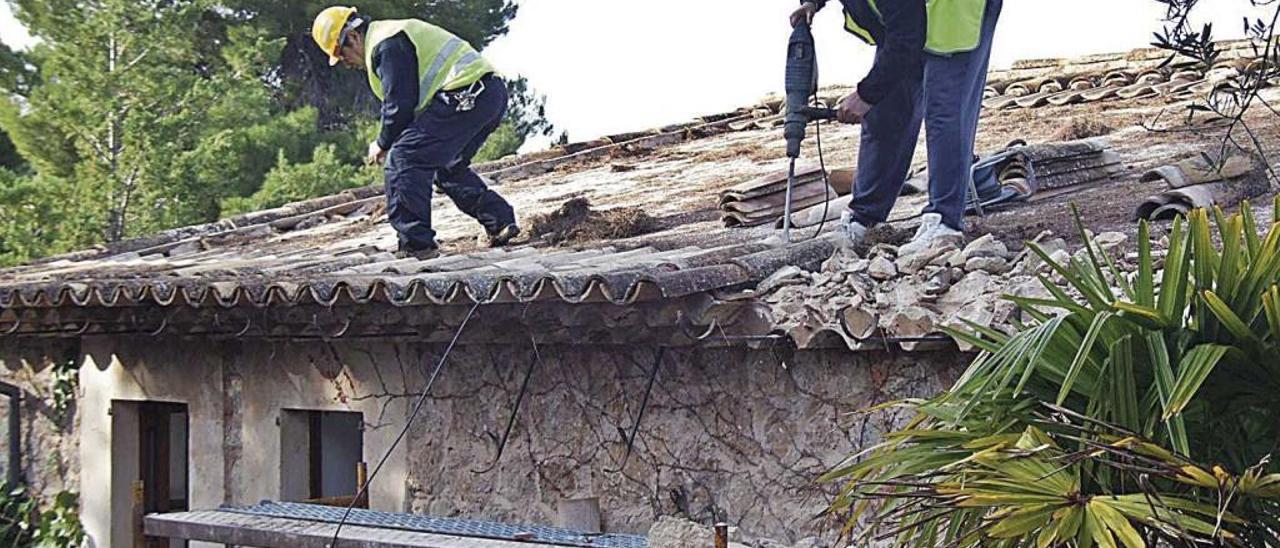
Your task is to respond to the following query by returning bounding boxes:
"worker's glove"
[837,93,872,125]
[790,2,820,27]
[366,141,388,166]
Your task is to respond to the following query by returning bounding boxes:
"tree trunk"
[106,31,126,243]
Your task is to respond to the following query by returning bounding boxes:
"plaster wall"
[73,338,411,548]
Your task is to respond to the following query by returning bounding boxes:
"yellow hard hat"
[312,6,358,66]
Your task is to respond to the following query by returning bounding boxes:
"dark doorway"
[0,382,20,486]
[138,402,188,548]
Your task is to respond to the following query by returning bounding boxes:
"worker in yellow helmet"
[312,6,519,260]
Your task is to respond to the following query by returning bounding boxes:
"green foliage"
[0,0,262,242]
[0,484,39,546]
[0,40,39,96]
[171,106,332,213]
[222,144,373,215]
[475,120,523,162]
[33,491,82,548]
[829,201,1280,546]
[0,170,70,266]
[0,486,85,548]
[49,355,77,423]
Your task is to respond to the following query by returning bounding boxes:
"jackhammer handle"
[801,107,837,121]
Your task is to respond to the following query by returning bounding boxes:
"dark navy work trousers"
[384,74,516,250]
[848,0,1003,232]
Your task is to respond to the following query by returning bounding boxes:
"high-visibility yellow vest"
[843,0,987,55]
[364,19,496,113]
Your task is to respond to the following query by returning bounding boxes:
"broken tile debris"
[757,229,1154,352]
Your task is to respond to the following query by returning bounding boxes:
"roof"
[2,40,1275,347]
[146,501,647,547]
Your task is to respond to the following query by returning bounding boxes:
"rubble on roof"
[1053,117,1116,141]
[753,230,1146,352]
[769,138,1123,231]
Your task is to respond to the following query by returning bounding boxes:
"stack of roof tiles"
[999,139,1123,203]
[756,231,1139,352]
[718,165,835,228]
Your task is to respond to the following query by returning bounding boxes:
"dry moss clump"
[1052,117,1115,141]
[528,197,659,245]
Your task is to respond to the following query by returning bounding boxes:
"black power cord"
[809,94,833,241]
[327,298,484,547]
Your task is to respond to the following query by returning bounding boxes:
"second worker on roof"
[791,0,1003,255]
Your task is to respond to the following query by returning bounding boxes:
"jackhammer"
[781,21,837,243]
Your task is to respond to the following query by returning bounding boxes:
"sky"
[0,1,1267,144]
[0,3,31,50]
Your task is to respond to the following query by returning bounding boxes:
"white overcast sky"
[0,1,1269,142]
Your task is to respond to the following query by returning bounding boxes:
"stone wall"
[0,339,81,505]
[0,336,968,546]
[356,344,966,542]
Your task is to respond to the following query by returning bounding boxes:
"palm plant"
[825,200,1280,546]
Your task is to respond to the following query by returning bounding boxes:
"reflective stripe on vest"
[842,0,987,55]
[364,19,496,113]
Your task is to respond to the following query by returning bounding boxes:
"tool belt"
[438,75,490,113]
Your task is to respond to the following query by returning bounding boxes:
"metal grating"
[224,501,648,548]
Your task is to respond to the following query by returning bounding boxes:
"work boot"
[838,210,869,247]
[395,245,442,261]
[482,224,521,248]
[898,213,963,258]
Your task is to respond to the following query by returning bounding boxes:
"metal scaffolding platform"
[145,501,648,548]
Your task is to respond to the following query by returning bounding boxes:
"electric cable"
[327,298,484,548]
[809,93,833,241]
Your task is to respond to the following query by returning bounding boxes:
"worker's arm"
[372,33,420,151]
[856,0,926,105]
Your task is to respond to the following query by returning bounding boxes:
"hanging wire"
[606,346,665,474]
[328,298,483,548]
[470,334,543,475]
[808,94,833,241]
